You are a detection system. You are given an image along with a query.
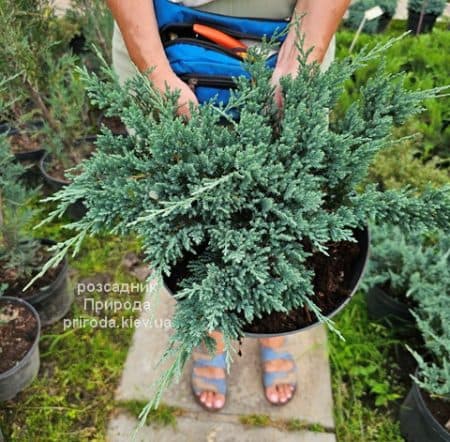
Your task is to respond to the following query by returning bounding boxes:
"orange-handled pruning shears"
[193,23,248,59]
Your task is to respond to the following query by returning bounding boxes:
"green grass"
[239,414,328,433]
[0,209,146,441]
[116,400,183,427]
[328,293,412,442]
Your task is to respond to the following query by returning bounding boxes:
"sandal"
[259,343,297,406]
[191,349,227,412]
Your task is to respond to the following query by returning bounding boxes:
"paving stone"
[116,287,334,429]
[107,412,337,442]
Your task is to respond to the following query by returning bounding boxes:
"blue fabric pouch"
[153,0,290,105]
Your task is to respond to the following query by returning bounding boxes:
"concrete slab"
[116,287,334,429]
[107,412,337,442]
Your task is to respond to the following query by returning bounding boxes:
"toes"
[205,391,213,408]
[213,394,225,409]
[266,386,279,404]
[276,384,288,403]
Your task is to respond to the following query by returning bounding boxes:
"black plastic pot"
[39,136,96,220]
[407,10,439,34]
[377,13,393,33]
[366,285,415,328]
[20,239,72,326]
[400,377,450,441]
[0,297,41,402]
[165,227,370,337]
[0,121,46,162]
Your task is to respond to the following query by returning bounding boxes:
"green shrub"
[0,136,41,284]
[66,0,113,66]
[368,141,449,190]
[408,234,449,399]
[336,29,450,161]
[0,0,94,166]
[363,224,446,302]
[31,35,450,412]
[407,0,447,15]
[346,0,398,34]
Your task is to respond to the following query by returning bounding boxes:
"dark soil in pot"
[0,239,72,326]
[0,120,46,162]
[407,10,438,34]
[164,227,369,336]
[366,284,416,328]
[400,378,450,441]
[0,297,40,401]
[39,136,96,220]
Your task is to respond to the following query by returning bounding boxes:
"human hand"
[150,68,199,119]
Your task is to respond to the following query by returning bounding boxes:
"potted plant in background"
[363,224,446,329]
[407,0,447,34]
[347,0,399,34]
[400,259,450,441]
[29,35,450,413]
[0,135,72,326]
[0,0,75,163]
[0,290,41,402]
[0,0,97,212]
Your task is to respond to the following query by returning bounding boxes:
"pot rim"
[39,135,97,186]
[18,238,69,304]
[410,369,450,437]
[165,226,370,337]
[0,296,41,380]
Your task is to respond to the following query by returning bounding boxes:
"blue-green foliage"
[409,234,449,399]
[363,224,446,301]
[408,0,447,15]
[365,223,449,399]
[34,36,450,407]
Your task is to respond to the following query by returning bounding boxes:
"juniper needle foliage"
[35,36,450,408]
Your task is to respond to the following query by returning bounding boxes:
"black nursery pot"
[366,285,415,328]
[0,297,40,402]
[39,136,96,220]
[0,121,46,162]
[407,10,438,34]
[377,13,393,33]
[400,376,450,442]
[21,239,72,327]
[165,227,370,338]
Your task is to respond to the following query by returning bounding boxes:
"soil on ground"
[0,302,38,373]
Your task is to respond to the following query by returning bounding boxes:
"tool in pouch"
[154,0,290,105]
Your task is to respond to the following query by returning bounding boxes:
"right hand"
[150,68,199,119]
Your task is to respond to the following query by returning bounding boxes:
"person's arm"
[107,0,198,117]
[272,0,350,105]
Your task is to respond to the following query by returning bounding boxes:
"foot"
[259,337,297,405]
[191,349,227,411]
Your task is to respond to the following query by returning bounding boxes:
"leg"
[259,336,297,404]
[191,330,227,411]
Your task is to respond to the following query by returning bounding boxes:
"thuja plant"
[408,0,447,15]
[0,0,93,169]
[0,135,42,292]
[29,34,450,412]
[363,224,447,303]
